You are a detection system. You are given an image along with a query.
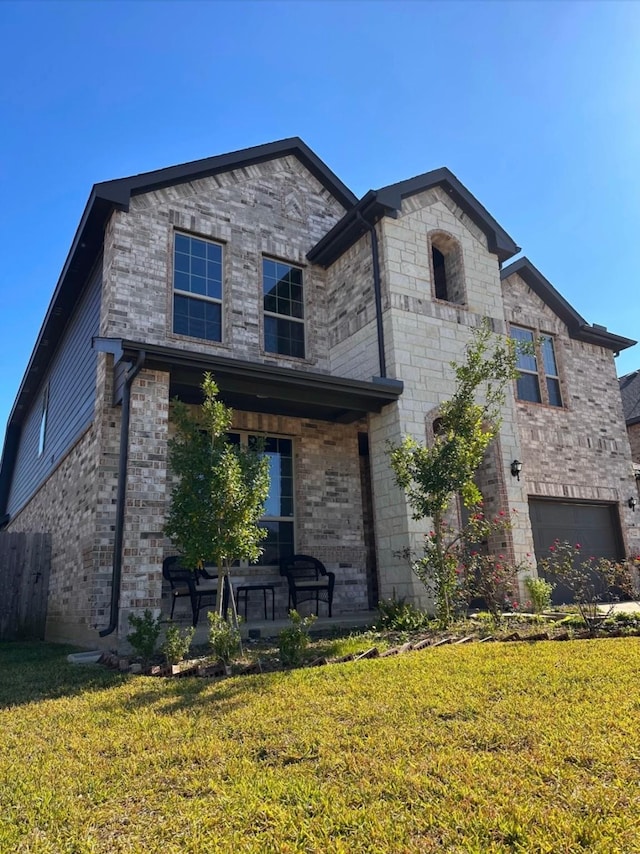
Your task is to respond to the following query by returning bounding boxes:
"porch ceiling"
[98,339,403,424]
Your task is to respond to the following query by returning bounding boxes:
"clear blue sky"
[2,0,639,438]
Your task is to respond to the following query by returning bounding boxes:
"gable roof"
[3,138,357,434]
[620,370,640,426]
[501,257,636,353]
[308,167,520,266]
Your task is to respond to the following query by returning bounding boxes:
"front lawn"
[1,639,639,852]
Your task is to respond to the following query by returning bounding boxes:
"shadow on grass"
[0,641,128,709]
[0,640,309,719]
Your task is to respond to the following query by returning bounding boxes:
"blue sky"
[1,0,639,437]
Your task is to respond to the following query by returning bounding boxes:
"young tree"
[389,322,521,626]
[165,374,270,623]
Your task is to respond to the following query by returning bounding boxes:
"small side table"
[235,584,276,621]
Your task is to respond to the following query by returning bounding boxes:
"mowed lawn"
[1,640,640,853]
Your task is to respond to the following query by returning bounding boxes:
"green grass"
[1,639,640,852]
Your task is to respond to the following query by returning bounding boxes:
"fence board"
[0,533,51,640]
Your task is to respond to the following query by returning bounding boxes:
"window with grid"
[173,233,223,342]
[228,433,295,566]
[510,325,562,407]
[263,258,305,358]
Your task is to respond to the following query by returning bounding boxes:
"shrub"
[207,612,241,665]
[524,575,555,614]
[127,610,162,662]
[161,623,196,665]
[540,541,633,635]
[461,550,523,623]
[279,610,317,667]
[377,597,430,631]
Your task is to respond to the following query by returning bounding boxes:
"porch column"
[117,368,170,643]
[368,403,431,608]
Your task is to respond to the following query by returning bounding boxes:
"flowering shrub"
[540,540,633,634]
[404,505,526,625]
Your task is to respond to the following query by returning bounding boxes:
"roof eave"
[308,167,520,267]
[502,257,636,352]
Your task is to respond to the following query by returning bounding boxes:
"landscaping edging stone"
[95,624,640,679]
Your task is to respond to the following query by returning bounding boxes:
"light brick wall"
[6,426,101,646]
[117,369,170,636]
[503,272,640,557]
[163,409,370,619]
[101,156,347,375]
[628,423,640,464]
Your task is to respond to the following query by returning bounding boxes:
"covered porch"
[93,338,403,646]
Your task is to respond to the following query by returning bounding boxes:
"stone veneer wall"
[502,272,640,557]
[363,191,533,604]
[163,409,370,622]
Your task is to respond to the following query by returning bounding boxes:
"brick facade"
[5,142,638,649]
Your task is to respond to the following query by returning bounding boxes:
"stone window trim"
[510,323,564,409]
[171,230,226,345]
[427,230,467,307]
[261,255,308,361]
[37,382,49,458]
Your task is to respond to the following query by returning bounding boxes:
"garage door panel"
[529,499,622,605]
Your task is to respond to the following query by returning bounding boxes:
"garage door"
[529,499,623,604]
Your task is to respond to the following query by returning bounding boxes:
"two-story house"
[1,138,638,647]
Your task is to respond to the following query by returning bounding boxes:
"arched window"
[429,232,465,305]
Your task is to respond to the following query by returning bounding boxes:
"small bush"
[127,610,162,662]
[377,597,430,631]
[207,612,241,665]
[279,610,317,667]
[524,576,555,614]
[161,623,195,665]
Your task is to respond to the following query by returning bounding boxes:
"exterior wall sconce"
[629,497,637,512]
[510,459,522,481]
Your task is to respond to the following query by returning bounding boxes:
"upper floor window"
[263,258,305,358]
[173,233,222,342]
[429,232,465,305]
[510,325,563,407]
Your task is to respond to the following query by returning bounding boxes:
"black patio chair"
[279,554,335,617]
[162,556,218,626]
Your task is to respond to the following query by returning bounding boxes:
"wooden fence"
[0,532,51,641]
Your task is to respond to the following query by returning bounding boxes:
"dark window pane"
[175,234,190,254]
[511,327,538,373]
[547,377,562,407]
[206,280,222,301]
[191,239,206,258]
[174,234,223,324]
[264,294,277,313]
[174,251,190,273]
[207,243,222,262]
[258,521,294,566]
[174,271,190,292]
[541,335,559,376]
[516,373,541,403]
[191,256,206,277]
[173,295,221,341]
[191,276,207,297]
